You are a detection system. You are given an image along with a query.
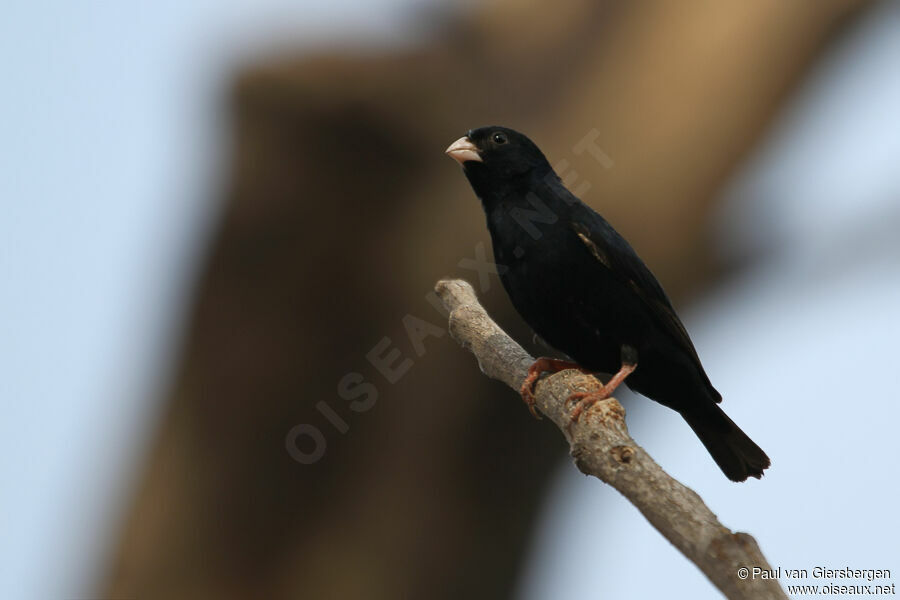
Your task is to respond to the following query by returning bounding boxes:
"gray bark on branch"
[435,278,786,600]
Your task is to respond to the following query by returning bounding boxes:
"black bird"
[445,126,770,482]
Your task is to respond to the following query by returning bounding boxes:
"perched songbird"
[445,126,770,481]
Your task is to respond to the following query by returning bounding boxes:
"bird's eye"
[492,132,508,145]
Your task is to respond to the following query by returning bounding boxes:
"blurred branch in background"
[103,0,870,598]
[436,279,786,600]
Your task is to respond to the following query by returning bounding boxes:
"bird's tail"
[682,404,770,482]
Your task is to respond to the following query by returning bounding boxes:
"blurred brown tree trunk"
[104,1,867,598]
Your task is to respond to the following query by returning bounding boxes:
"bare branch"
[435,278,786,600]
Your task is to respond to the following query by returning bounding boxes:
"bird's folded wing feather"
[570,218,705,371]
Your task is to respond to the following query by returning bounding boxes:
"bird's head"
[445,126,553,193]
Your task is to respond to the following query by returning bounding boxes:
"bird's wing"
[570,217,706,372]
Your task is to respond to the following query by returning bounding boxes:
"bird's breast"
[491,233,634,372]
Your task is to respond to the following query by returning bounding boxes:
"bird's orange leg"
[568,361,637,424]
[520,357,590,419]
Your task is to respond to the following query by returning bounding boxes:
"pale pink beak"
[445,136,482,164]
